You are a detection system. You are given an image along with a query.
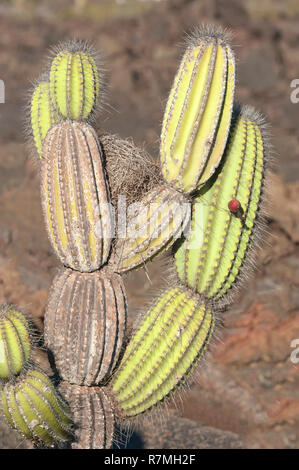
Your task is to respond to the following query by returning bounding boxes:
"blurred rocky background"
[0,0,298,449]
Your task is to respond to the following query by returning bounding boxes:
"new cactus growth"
[160,25,235,193]
[112,287,215,417]
[41,121,112,272]
[111,185,190,273]
[0,305,31,380]
[174,106,268,301]
[31,82,59,158]
[44,268,127,385]
[49,43,99,121]
[1,368,73,446]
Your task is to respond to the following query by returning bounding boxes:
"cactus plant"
[0,305,74,447]
[1,24,272,449]
[59,382,114,449]
[111,286,214,417]
[110,185,190,273]
[30,82,59,158]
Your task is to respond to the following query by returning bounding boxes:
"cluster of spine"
[3,24,270,449]
[0,305,73,447]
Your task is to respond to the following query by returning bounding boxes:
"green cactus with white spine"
[1,367,73,446]
[49,42,100,121]
[112,287,214,417]
[0,305,74,447]
[160,25,235,193]
[174,106,268,302]
[31,82,59,158]
[0,305,31,381]
[2,23,272,448]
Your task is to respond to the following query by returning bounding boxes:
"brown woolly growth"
[98,131,162,206]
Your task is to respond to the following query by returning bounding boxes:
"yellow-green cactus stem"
[0,305,31,381]
[112,286,215,417]
[40,121,113,272]
[160,25,235,193]
[49,42,99,121]
[111,185,190,273]
[175,106,268,301]
[1,368,73,447]
[31,82,58,158]
[31,82,59,158]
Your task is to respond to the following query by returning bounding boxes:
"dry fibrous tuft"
[99,132,162,206]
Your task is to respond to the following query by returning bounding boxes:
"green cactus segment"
[31,82,58,158]
[175,108,265,300]
[1,368,73,446]
[112,287,214,417]
[160,30,235,193]
[50,50,99,120]
[0,306,31,380]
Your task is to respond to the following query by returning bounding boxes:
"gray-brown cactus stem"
[44,268,127,386]
[59,381,114,449]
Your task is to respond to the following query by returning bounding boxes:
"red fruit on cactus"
[228,199,242,213]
